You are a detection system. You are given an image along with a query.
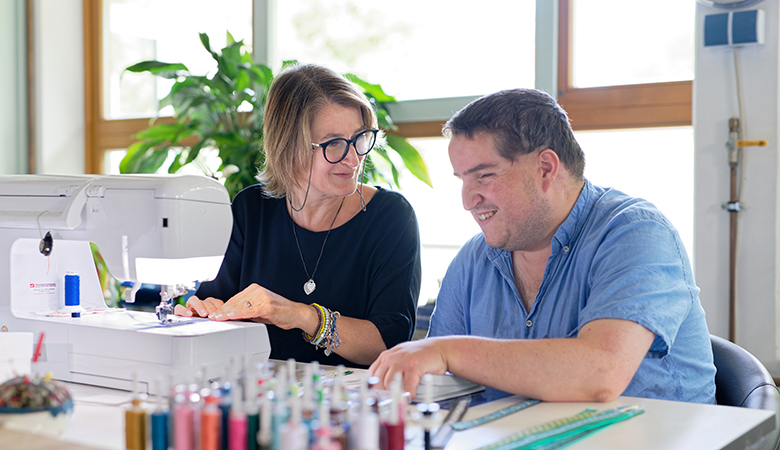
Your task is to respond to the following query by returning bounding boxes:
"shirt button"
[563,246,570,252]
[526,320,533,327]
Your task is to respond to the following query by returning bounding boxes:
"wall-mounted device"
[704,9,765,47]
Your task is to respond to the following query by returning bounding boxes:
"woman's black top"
[196,185,421,368]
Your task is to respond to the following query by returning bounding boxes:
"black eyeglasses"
[311,129,379,164]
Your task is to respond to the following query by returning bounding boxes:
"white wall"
[694,0,780,376]
[0,0,27,174]
[34,0,85,174]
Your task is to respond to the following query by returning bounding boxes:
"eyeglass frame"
[311,129,380,164]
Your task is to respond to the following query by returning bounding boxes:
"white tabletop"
[444,394,775,450]
[0,383,775,450]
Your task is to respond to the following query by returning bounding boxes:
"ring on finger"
[245,301,252,309]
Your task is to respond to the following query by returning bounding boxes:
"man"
[370,88,716,403]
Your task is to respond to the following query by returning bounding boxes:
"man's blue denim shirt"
[429,179,716,404]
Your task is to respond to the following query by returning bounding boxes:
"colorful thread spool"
[64,272,80,307]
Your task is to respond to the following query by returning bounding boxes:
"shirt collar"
[550,179,595,254]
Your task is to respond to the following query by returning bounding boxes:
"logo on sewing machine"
[29,282,56,295]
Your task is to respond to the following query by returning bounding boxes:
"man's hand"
[370,319,655,402]
[369,337,449,398]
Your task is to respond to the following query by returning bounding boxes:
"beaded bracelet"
[302,303,342,356]
[303,303,329,344]
[312,305,331,347]
[323,310,341,356]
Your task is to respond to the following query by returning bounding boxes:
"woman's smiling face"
[305,102,368,200]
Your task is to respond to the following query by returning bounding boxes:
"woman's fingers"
[182,296,224,317]
[173,303,193,317]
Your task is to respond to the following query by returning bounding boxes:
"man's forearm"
[440,319,654,402]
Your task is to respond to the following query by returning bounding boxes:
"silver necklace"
[290,197,345,295]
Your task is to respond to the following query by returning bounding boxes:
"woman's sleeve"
[364,194,422,349]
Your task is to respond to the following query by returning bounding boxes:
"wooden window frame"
[84,0,199,174]
[84,0,693,174]
[83,0,100,174]
[557,0,692,131]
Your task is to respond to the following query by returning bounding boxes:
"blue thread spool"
[64,272,80,307]
[151,410,169,450]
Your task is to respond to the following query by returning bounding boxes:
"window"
[271,0,536,302]
[102,0,252,120]
[561,0,695,264]
[576,127,695,263]
[84,0,697,298]
[274,0,536,101]
[557,0,693,131]
[558,0,695,262]
[83,0,251,173]
[571,0,695,88]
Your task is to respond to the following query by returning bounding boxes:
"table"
[0,382,774,450]
[444,395,775,450]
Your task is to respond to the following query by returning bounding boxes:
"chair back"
[711,334,780,450]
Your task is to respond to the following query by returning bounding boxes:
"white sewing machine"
[0,174,270,393]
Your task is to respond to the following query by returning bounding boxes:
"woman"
[175,64,421,368]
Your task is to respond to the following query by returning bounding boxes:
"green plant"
[90,242,124,307]
[121,32,431,199]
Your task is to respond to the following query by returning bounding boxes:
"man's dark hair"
[443,88,585,179]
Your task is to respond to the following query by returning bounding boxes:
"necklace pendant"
[304,279,316,295]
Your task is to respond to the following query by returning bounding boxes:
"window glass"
[274,0,536,100]
[576,126,695,265]
[103,0,252,120]
[572,0,694,88]
[103,149,126,175]
[103,148,220,177]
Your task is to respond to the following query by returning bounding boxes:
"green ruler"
[471,405,645,450]
[453,399,541,431]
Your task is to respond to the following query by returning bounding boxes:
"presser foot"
[155,302,174,325]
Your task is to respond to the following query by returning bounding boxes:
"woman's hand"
[209,284,316,333]
[174,296,225,318]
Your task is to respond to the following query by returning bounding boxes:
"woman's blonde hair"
[258,64,377,198]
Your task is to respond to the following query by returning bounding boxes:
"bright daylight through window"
[100,0,696,301]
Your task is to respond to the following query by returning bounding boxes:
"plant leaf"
[183,140,208,166]
[199,32,213,54]
[120,140,155,173]
[345,73,397,103]
[135,122,186,141]
[371,148,401,187]
[375,106,397,131]
[124,60,189,79]
[120,140,171,174]
[282,60,299,70]
[385,134,432,187]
